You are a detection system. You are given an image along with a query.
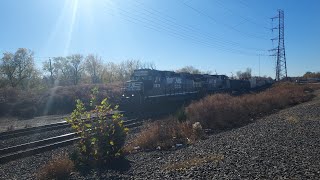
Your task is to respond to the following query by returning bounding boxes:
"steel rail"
[0,119,142,164]
[0,111,125,140]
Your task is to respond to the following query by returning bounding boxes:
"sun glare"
[64,0,79,55]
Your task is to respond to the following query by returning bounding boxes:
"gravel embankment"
[0,145,76,180]
[1,91,320,179]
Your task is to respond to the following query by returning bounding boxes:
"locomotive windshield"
[132,76,153,81]
[131,69,154,81]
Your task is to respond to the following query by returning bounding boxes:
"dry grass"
[302,83,320,91]
[124,117,201,152]
[35,155,74,180]
[6,125,15,131]
[163,154,224,171]
[286,115,299,124]
[24,124,32,128]
[186,83,315,130]
[125,83,317,152]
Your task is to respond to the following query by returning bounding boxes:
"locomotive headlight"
[122,94,125,97]
[132,94,134,97]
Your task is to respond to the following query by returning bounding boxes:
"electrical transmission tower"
[270,9,287,81]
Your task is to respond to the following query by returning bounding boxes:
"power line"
[213,0,270,31]
[129,0,266,52]
[1,1,270,64]
[179,0,269,40]
[102,1,266,56]
[238,0,250,9]
[236,0,271,21]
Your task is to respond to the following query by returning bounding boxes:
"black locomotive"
[122,69,273,103]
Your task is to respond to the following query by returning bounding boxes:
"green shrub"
[66,88,128,167]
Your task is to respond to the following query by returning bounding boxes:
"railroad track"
[0,121,70,140]
[0,118,142,164]
[0,111,126,140]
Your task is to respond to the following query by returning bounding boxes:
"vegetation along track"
[0,102,182,164]
[0,118,142,164]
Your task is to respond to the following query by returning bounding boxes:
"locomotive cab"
[122,69,157,99]
[123,80,144,98]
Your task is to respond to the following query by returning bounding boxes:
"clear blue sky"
[0,0,319,78]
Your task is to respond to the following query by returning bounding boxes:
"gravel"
[0,146,75,180]
[1,91,320,179]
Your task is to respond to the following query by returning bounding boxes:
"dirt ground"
[0,114,68,132]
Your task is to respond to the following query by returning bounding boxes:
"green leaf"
[81,145,87,152]
[65,93,128,166]
[71,125,79,130]
[91,137,97,145]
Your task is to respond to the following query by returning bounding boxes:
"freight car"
[122,69,272,103]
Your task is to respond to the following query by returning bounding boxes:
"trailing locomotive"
[122,69,273,103]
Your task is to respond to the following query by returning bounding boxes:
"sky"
[0,0,319,78]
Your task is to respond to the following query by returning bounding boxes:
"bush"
[11,100,37,119]
[176,107,187,122]
[185,83,314,130]
[36,155,74,180]
[66,88,128,167]
[0,87,38,118]
[37,84,121,115]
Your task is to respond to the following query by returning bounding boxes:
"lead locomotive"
[122,69,273,103]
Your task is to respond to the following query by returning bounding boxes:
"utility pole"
[270,9,287,81]
[259,54,261,77]
[48,58,54,87]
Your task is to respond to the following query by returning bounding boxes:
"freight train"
[122,69,273,103]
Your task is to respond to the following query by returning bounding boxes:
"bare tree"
[43,58,56,87]
[0,48,35,88]
[26,68,42,89]
[236,68,252,80]
[84,54,103,84]
[303,71,320,78]
[67,54,83,85]
[100,60,155,83]
[51,57,71,85]
[101,62,118,83]
[123,59,142,81]
[176,66,201,74]
[0,52,16,87]
[140,61,156,69]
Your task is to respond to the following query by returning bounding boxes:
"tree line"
[0,48,155,89]
[0,48,270,90]
[303,71,320,79]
